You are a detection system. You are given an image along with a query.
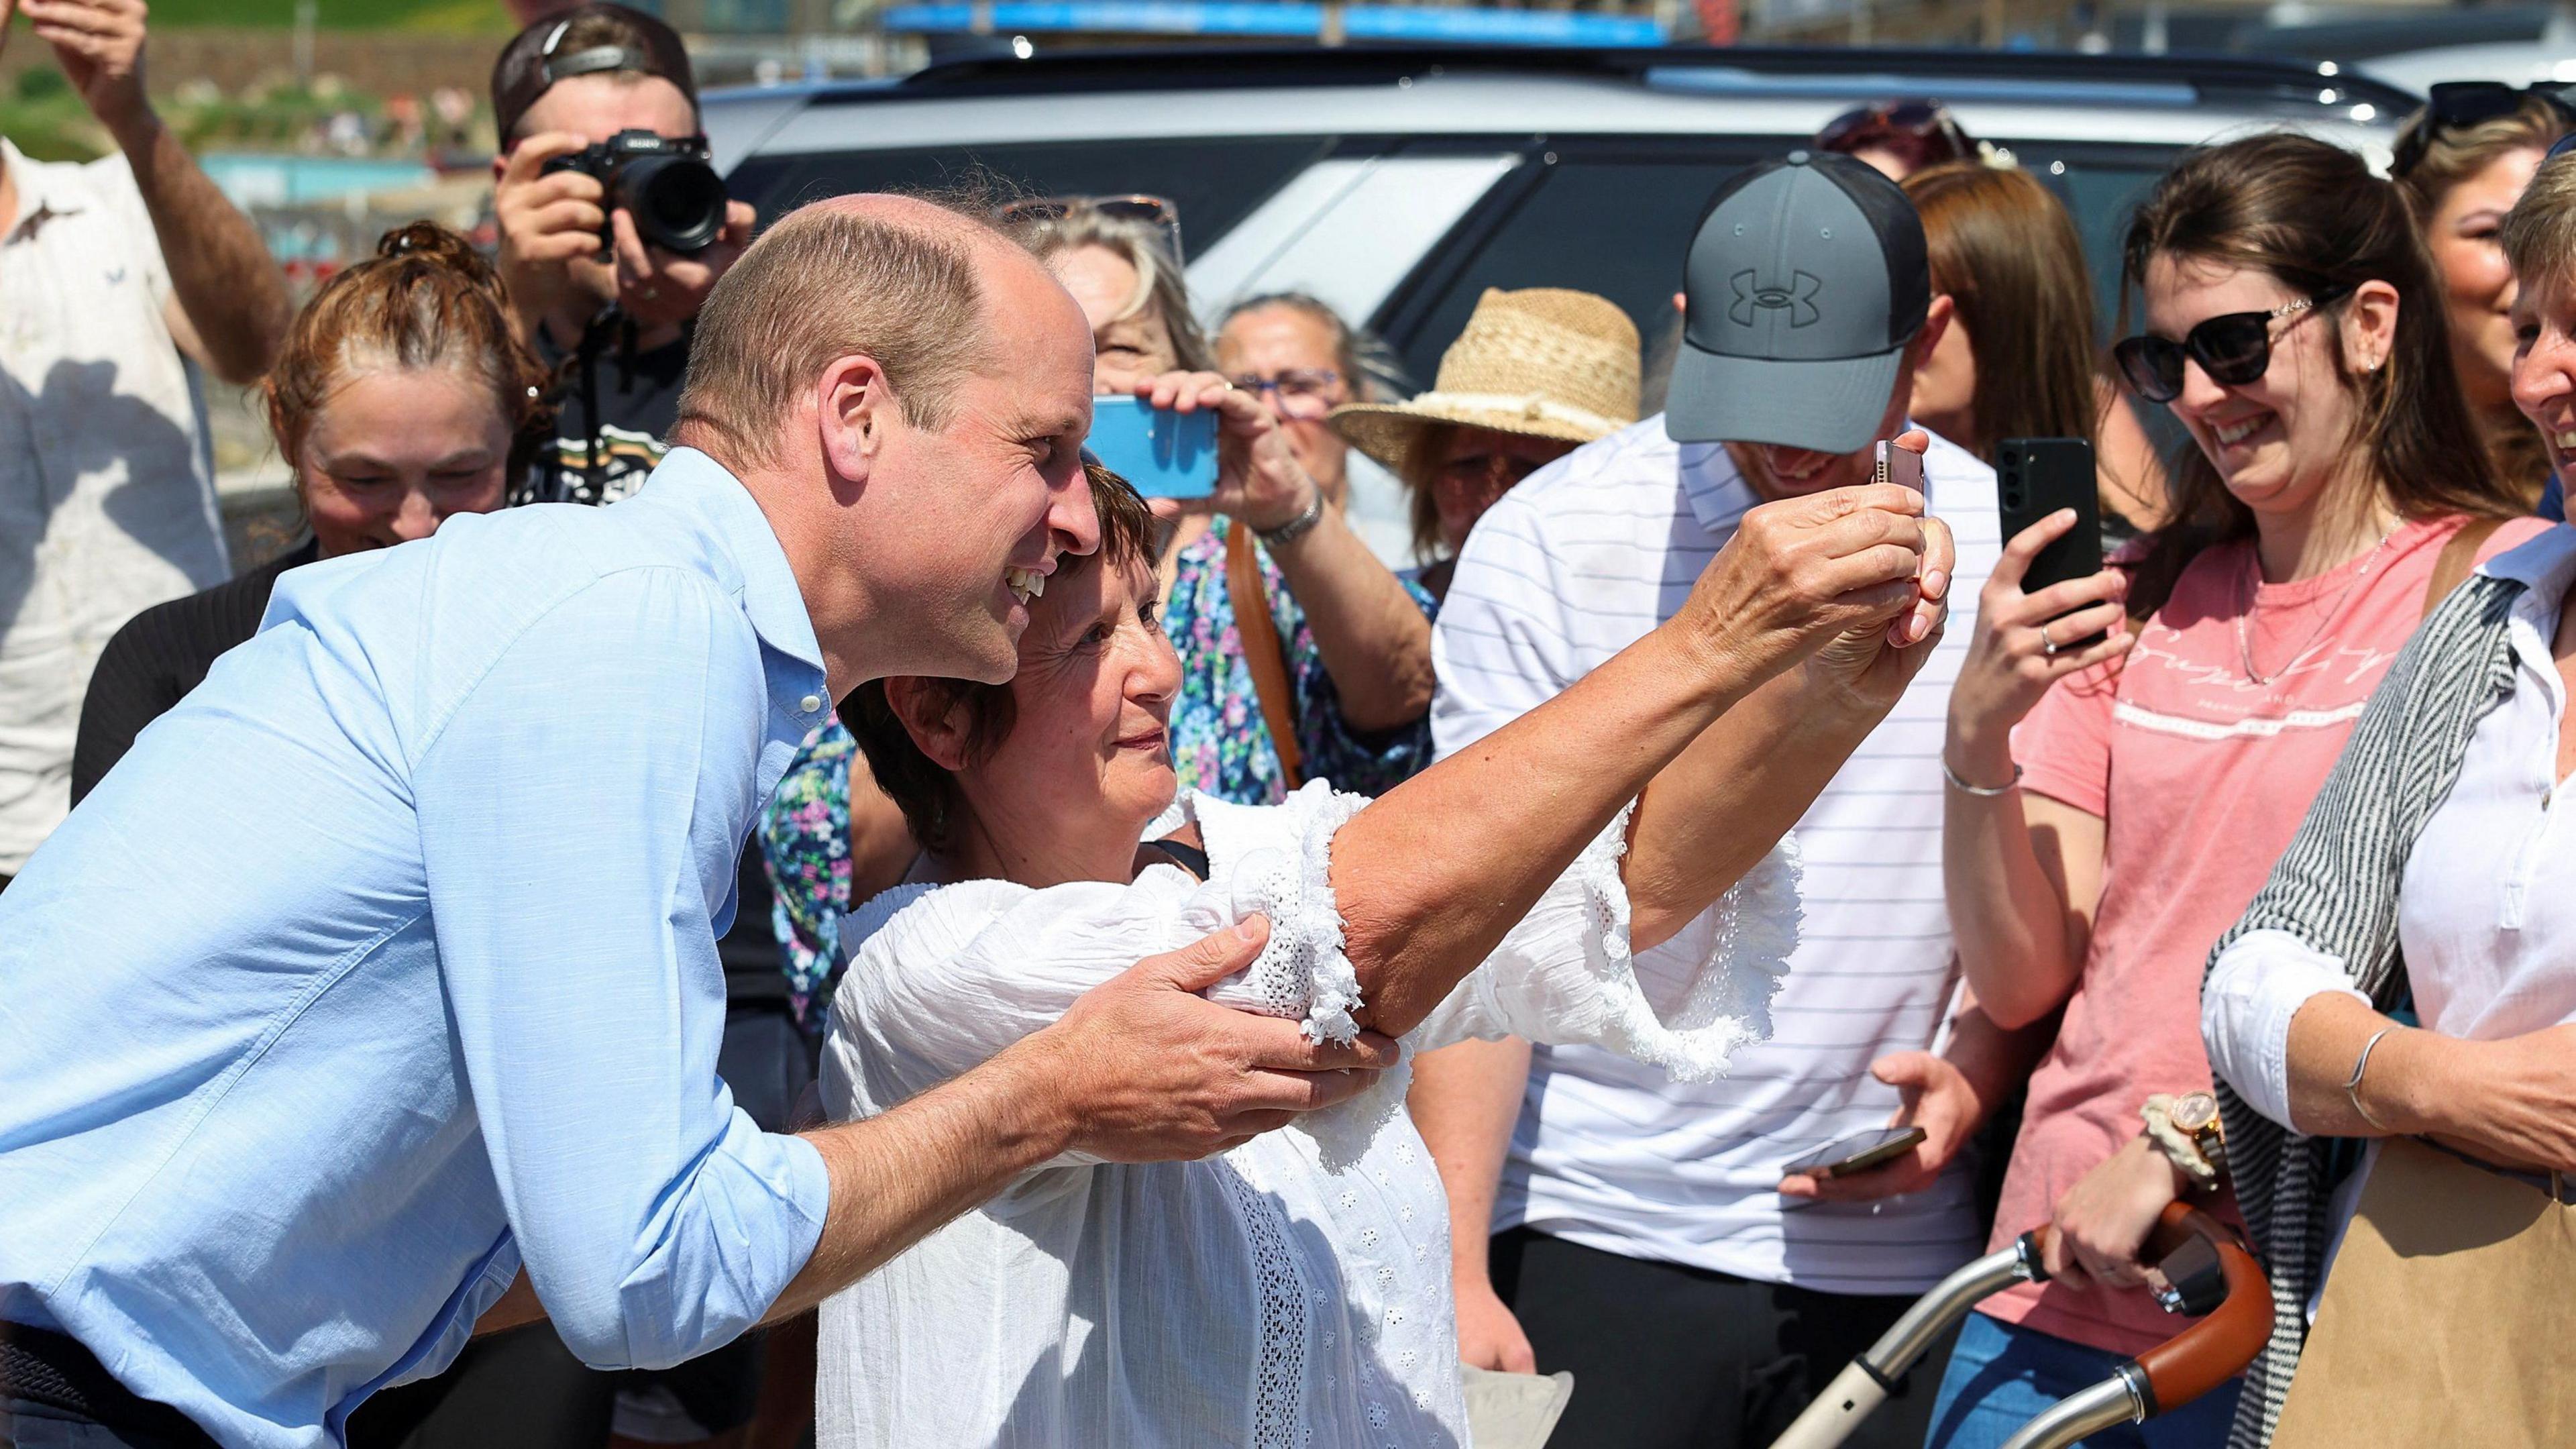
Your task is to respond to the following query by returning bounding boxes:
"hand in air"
[1101,370,1322,535]
[1678,430,1947,696]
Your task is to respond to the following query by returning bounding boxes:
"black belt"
[0,1323,217,1446]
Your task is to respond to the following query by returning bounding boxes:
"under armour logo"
[1729,269,1823,327]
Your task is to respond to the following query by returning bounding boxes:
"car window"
[1375,151,1758,387]
[724,136,1332,260]
[1377,142,2186,392]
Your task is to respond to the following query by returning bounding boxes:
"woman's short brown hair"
[843,464,1160,855]
[264,221,553,490]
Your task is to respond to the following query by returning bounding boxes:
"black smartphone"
[1783,1125,1928,1180]
[1996,437,2103,596]
[1997,437,2106,647]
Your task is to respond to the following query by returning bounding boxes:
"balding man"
[0,197,1397,1449]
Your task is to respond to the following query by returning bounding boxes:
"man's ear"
[883,677,973,771]
[816,354,898,491]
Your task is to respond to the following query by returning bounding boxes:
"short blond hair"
[2504,150,2576,306]
[1007,202,1216,373]
[676,200,998,466]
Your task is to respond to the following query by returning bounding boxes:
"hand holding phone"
[1782,1125,1930,1181]
[1087,395,1220,499]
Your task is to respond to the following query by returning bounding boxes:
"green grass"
[142,0,515,33]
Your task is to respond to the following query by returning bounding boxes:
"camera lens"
[616,155,729,255]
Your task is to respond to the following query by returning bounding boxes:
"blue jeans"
[1924,1313,2241,1449]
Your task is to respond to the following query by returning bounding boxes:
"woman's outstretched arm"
[1334,474,1952,1038]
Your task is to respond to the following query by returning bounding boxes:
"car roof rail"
[784,42,2418,117]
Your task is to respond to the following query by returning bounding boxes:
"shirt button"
[798,694,823,714]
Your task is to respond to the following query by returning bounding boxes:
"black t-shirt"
[72,537,323,805]
[517,315,692,506]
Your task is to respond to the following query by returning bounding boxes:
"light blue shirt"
[0,449,835,1449]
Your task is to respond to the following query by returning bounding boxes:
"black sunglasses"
[994,193,1185,262]
[2394,82,2576,178]
[2113,284,2355,403]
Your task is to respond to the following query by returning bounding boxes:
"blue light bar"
[879,1,1668,46]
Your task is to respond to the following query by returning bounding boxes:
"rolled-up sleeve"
[414,567,828,1371]
[2202,928,2368,1132]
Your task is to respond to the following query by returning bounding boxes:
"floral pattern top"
[757,516,1438,1029]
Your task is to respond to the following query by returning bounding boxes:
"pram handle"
[1995,1201,2273,1449]
[1770,1201,2270,1449]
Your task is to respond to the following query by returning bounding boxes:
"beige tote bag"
[2272,1136,2576,1448]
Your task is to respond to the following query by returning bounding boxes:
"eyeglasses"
[1436,451,1548,499]
[2394,82,2576,178]
[1814,99,1980,170]
[2112,285,2355,403]
[1228,368,1344,421]
[994,193,1185,261]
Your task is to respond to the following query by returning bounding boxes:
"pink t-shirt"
[1980,513,2546,1356]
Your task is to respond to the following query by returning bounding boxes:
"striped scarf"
[2203,573,2526,1448]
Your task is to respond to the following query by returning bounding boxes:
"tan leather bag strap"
[1226,523,1304,790]
[2423,517,2506,621]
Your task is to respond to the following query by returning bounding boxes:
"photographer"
[488,3,752,505]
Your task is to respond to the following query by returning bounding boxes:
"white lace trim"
[1566,807,1803,1083]
[1189,780,1373,1044]
[1215,1154,1311,1449]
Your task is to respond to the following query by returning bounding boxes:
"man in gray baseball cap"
[1670,149,1937,475]
[1412,147,2033,1446]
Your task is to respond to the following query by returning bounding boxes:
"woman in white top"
[2197,152,2576,1447]
[811,455,1953,1448]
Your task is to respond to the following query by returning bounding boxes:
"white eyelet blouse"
[812,780,1801,1448]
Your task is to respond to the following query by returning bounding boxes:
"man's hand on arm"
[30,0,291,383]
[760,917,1400,1323]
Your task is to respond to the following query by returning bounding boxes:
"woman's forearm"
[1623,665,1880,952]
[1336,624,1758,1036]
[1266,510,1436,732]
[1409,1036,1534,1288]
[1941,728,2096,1029]
[1333,484,1934,1037]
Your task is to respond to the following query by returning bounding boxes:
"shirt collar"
[1675,432,1756,533]
[634,447,828,676]
[2,138,85,241]
[2473,515,2576,600]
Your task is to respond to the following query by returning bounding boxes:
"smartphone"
[1783,1125,1928,1180]
[1996,437,2104,596]
[1874,438,1928,507]
[1087,395,1219,499]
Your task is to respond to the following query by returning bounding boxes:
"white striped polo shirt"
[1431,415,2001,1295]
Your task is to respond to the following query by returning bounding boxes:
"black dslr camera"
[541,129,730,255]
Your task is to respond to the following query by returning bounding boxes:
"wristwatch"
[1254,490,1326,549]
[2169,1091,2229,1180]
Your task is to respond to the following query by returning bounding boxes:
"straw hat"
[1329,287,1640,476]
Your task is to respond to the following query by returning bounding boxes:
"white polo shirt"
[1432,415,2000,1295]
[0,138,225,873]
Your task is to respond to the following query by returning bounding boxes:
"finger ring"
[2039,623,2060,655]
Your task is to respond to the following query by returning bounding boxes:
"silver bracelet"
[1941,761,2023,796]
[1253,492,1325,549]
[2346,1027,2394,1131]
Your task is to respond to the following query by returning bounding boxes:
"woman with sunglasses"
[1925,133,2542,1449]
[2392,84,2571,511]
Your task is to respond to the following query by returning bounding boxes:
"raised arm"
[1338,480,1946,1038]
[1132,371,1434,731]
[1941,510,2130,1027]
[31,0,290,383]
